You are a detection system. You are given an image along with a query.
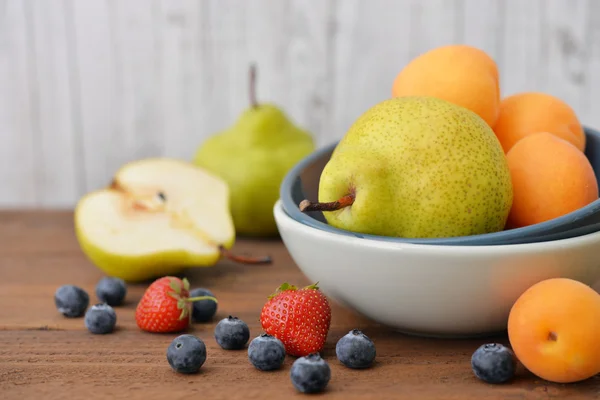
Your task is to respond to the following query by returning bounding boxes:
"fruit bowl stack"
[274,44,600,339]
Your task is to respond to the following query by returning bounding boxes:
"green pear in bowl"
[300,96,514,239]
[193,65,315,237]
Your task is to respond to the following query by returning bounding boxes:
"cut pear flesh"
[76,158,235,259]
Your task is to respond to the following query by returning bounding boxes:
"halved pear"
[74,158,269,282]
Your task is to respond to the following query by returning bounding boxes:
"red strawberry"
[135,276,216,333]
[260,282,331,357]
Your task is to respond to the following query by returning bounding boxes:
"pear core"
[75,158,270,282]
[301,96,514,239]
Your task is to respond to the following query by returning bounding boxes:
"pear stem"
[299,194,355,213]
[219,245,272,265]
[186,296,218,303]
[249,63,258,108]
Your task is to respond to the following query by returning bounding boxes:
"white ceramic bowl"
[273,200,600,338]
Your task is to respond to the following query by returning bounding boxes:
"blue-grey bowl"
[279,126,600,246]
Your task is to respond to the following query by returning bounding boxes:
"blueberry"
[335,329,376,369]
[54,285,89,317]
[214,316,250,350]
[248,333,286,371]
[95,277,127,306]
[290,353,331,394]
[84,303,117,334]
[167,334,207,374]
[189,288,217,322]
[471,343,517,384]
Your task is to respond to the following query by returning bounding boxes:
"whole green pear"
[300,96,513,239]
[194,65,315,237]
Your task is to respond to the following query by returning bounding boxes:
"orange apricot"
[493,92,585,153]
[391,44,500,127]
[505,132,598,229]
[507,278,600,383]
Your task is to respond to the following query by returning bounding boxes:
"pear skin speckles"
[317,96,513,238]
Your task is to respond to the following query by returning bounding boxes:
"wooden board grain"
[0,211,599,399]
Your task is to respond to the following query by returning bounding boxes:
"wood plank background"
[0,0,597,208]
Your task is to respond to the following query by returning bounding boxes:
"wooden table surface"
[1,211,599,399]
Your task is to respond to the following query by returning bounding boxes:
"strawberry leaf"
[303,282,320,290]
[182,277,190,292]
[177,298,189,320]
[268,282,298,300]
[277,282,297,292]
[169,278,181,294]
[178,307,187,320]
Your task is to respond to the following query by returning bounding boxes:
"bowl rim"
[274,199,600,253]
[279,125,600,246]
